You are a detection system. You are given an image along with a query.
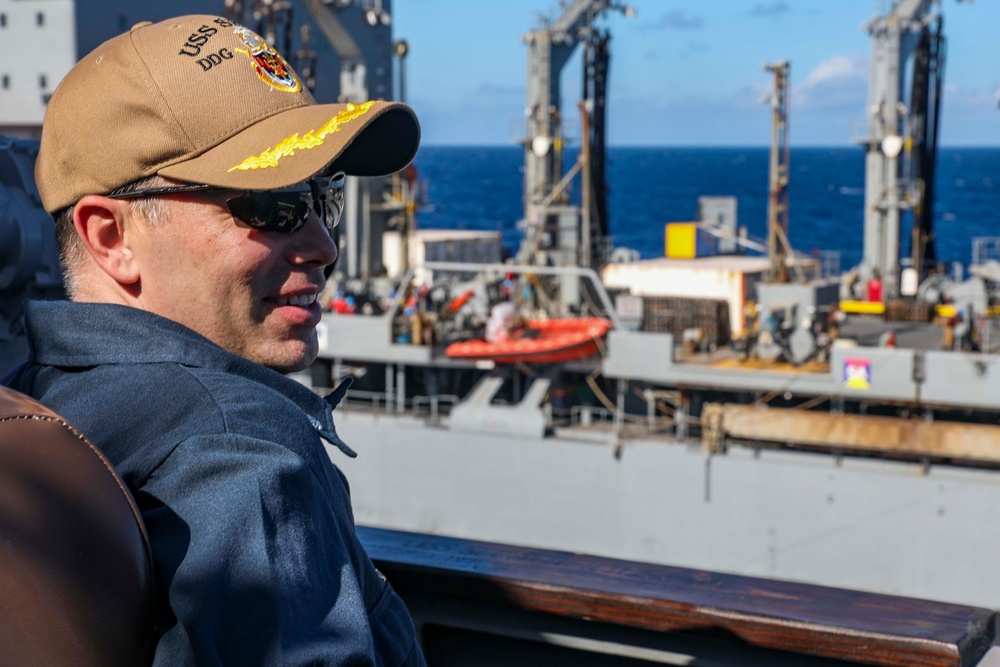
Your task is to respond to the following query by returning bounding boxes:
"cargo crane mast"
[858,0,951,301]
[518,0,631,310]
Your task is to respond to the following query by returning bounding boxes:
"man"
[4,15,423,665]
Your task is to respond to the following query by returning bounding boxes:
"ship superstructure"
[0,0,75,139]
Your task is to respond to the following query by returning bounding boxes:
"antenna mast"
[764,61,791,283]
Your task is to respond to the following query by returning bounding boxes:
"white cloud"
[796,53,868,110]
[801,54,866,89]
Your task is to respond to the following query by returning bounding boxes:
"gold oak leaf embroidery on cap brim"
[228,101,376,172]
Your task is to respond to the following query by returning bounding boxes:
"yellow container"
[666,222,697,259]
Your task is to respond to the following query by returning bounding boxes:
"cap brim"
[159,100,419,189]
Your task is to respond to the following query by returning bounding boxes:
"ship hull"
[330,409,1000,609]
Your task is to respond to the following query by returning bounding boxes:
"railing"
[386,261,624,328]
[338,386,679,439]
[820,249,842,278]
[545,404,618,429]
[972,237,1000,266]
[361,527,997,667]
[697,226,839,280]
[340,389,676,435]
[339,389,390,414]
[412,394,460,421]
[340,390,462,421]
[570,404,614,427]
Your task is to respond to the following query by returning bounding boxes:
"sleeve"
[138,433,421,667]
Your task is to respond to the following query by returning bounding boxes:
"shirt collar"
[24,300,356,458]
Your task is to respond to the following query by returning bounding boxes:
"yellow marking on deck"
[840,301,1000,319]
[840,300,885,315]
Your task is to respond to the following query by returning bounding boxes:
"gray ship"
[3,0,1000,617]
[310,0,1000,612]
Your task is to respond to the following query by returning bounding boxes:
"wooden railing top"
[359,527,995,667]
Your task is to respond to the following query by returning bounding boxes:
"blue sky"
[393,1,1000,147]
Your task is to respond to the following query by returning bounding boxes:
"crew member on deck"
[486,301,527,342]
[4,15,424,665]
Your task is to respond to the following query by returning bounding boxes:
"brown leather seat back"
[0,386,154,666]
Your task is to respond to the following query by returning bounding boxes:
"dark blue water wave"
[412,146,1000,270]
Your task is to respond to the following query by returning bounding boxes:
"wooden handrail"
[359,527,995,667]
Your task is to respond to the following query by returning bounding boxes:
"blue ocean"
[410,146,1000,272]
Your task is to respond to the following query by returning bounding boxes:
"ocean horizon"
[410,145,1000,272]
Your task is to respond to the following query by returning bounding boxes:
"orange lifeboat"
[445,318,611,365]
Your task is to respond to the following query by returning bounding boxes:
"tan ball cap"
[36,14,420,214]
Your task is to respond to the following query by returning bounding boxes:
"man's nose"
[288,212,338,268]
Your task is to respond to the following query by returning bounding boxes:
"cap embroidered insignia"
[233,26,301,93]
[228,101,376,172]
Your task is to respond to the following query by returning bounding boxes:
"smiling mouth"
[270,294,319,307]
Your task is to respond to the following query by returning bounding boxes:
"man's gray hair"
[56,175,172,297]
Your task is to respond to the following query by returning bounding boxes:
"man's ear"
[72,195,141,286]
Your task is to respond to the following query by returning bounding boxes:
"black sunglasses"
[107,173,346,234]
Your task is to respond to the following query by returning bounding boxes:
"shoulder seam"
[176,365,232,434]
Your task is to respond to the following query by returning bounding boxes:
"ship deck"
[839,315,951,350]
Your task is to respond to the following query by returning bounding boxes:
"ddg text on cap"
[36,14,420,214]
